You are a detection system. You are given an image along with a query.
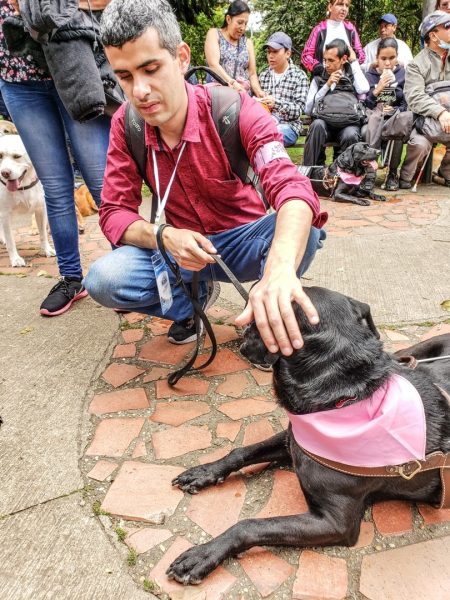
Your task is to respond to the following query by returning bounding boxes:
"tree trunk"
[423,0,436,17]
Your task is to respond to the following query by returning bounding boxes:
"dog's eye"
[12,154,22,159]
[0,153,3,159]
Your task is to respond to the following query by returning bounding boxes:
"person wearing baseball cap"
[258,32,309,146]
[362,13,413,72]
[398,10,450,188]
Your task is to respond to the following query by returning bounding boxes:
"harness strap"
[0,177,39,191]
[300,447,450,509]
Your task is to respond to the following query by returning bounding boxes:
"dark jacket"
[365,65,407,112]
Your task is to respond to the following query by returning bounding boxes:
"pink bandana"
[287,374,426,467]
[337,160,379,185]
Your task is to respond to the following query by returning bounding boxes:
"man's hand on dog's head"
[235,270,319,356]
[160,227,217,271]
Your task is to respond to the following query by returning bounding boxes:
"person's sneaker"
[167,281,221,344]
[40,277,88,316]
[384,172,399,191]
[399,178,412,190]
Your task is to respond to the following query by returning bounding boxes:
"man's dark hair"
[376,37,399,56]
[100,0,182,55]
[221,1,251,27]
[324,38,350,59]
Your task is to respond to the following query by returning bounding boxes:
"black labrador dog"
[303,142,387,206]
[167,287,450,585]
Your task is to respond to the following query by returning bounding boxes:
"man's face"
[323,48,346,74]
[266,47,291,73]
[105,27,190,127]
[379,20,397,39]
[429,22,450,48]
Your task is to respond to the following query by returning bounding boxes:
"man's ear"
[177,42,191,74]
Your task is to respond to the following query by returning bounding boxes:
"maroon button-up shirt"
[99,83,327,245]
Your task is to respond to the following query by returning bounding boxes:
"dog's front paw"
[355,197,371,206]
[172,464,226,494]
[373,193,387,202]
[10,255,26,267]
[167,542,222,584]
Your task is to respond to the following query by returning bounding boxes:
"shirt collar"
[144,81,200,150]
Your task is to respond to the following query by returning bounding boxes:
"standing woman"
[0,0,112,316]
[301,0,365,74]
[204,1,264,96]
[364,38,407,191]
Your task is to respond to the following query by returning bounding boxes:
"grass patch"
[115,527,127,542]
[143,579,155,592]
[127,549,138,566]
[92,500,109,516]
[119,321,143,331]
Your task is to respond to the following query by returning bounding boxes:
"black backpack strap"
[124,102,157,223]
[210,86,268,208]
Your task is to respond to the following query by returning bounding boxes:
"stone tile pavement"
[1,186,450,599]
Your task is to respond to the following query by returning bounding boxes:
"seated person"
[258,32,308,147]
[303,39,369,166]
[362,14,413,72]
[84,0,328,360]
[399,11,450,188]
[364,38,408,191]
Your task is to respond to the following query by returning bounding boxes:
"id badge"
[152,252,173,314]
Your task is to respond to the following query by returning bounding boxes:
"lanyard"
[151,141,187,225]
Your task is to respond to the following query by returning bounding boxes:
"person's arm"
[398,41,413,67]
[301,24,321,73]
[235,94,327,353]
[350,24,365,64]
[235,201,319,355]
[204,28,245,92]
[364,71,380,109]
[247,38,265,98]
[350,60,370,94]
[264,69,308,121]
[404,58,445,119]
[304,79,319,115]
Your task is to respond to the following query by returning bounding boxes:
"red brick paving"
[155,377,210,399]
[88,388,149,415]
[71,203,450,598]
[150,400,211,426]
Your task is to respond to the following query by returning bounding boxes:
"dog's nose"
[1,169,11,179]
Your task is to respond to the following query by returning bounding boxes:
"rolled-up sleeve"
[99,104,146,245]
[239,94,327,229]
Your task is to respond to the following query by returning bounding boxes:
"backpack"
[124,82,266,222]
[415,80,450,144]
[312,90,366,129]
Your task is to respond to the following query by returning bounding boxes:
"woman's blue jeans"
[0,79,110,278]
[85,213,326,321]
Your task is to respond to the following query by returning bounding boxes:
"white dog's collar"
[0,176,40,191]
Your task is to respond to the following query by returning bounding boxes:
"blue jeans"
[277,123,299,147]
[0,79,110,278]
[85,213,326,321]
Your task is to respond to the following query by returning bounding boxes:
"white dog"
[0,134,55,267]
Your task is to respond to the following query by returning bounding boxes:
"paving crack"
[0,487,85,520]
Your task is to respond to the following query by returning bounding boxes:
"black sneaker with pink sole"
[40,277,88,317]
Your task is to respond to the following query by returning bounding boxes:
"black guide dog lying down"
[167,287,450,585]
[301,142,387,206]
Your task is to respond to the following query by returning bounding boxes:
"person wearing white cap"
[258,32,309,146]
[398,10,450,188]
[362,14,413,72]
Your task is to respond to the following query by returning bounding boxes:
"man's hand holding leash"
[235,202,319,356]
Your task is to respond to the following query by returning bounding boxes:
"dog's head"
[0,120,17,136]
[336,142,380,175]
[240,287,391,414]
[0,134,36,192]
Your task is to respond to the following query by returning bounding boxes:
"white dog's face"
[0,134,35,192]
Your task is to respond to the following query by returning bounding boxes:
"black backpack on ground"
[124,67,266,222]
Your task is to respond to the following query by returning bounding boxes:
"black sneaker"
[40,277,88,316]
[399,179,412,190]
[168,281,221,344]
[384,172,399,191]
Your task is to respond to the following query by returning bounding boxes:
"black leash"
[156,225,248,386]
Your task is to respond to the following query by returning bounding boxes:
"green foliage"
[115,527,127,542]
[254,0,423,72]
[143,579,156,592]
[127,549,138,566]
[170,0,214,24]
[180,4,228,68]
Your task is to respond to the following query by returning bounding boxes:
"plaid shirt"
[259,61,309,136]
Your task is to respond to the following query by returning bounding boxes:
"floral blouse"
[0,0,50,82]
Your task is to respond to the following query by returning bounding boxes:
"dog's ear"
[348,298,380,339]
[337,146,354,171]
[240,324,280,366]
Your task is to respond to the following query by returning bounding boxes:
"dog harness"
[288,373,450,508]
[336,160,378,185]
